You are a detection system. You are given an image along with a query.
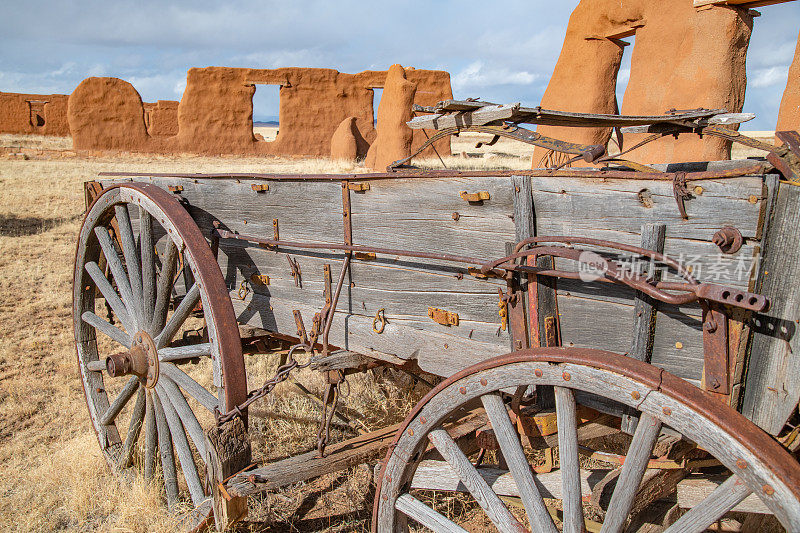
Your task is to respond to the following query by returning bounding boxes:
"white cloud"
[453,61,540,91]
[750,66,789,88]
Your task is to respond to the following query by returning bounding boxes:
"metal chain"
[214,343,312,425]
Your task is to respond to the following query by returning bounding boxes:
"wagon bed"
[75,122,800,531]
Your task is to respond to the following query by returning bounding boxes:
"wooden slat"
[395,494,469,533]
[667,475,752,533]
[742,183,800,434]
[675,476,767,514]
[481,393,556,533]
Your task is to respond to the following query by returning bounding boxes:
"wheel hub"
[105,331,159,388]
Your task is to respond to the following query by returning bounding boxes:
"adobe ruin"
[534,0,796,166]
[67,66,452,158]
[777,28,800,134]
[0,91,70,136]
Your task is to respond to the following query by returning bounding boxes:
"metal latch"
[347,182,370,192]
[428,307,459,326]
[250,274,270,286]
[460,191,490,202]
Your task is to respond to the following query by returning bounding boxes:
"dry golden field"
[0,131,777,532]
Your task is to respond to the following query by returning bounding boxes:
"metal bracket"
[273,218,279,241]
[354,252,376,261]
[460,191,491,203]
[286,255,302,287]
[702,305,730,395]
[249,273,270,286]
[251,184,269,192]
[293,310,309,345]
[168,185,183,194]
[346,182,370,192]
[428,307,459,326]
[323,264,332,305]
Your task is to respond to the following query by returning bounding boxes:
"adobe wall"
[144,100,179,137]
[776,28,800,134]
[0,91,70,136]
[534,0,753,166]
[68,66,452,157]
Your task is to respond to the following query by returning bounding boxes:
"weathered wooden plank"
[669,475,753,532]
[675,475,767,514]
[530,177,763,241]
[742,182,800,434]
[231,292,507,376]
[623,223,666,434]
[349,176,516,259]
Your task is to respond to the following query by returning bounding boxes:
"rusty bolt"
[662,406,672,416]
[562,371,571,381]
[452,212,460,221]
[420,417,426,425]
[631,391,641,400]
[704,320,718,333]
[385,474,391,482]
[459,386,467,395]
[712,226,743,254]
[407,428,414,436]
[763,484,775,496]
[693,186,704,195]
[736,458,748,469]
[480,378,487,386]
[534,369,543,378]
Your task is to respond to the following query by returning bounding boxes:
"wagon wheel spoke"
[158,379,208,459]
[160,362,219,412]
[85,261,135,334]
[152,240,178,333]
[481,393,556,533]
[139,208,157,327]
[157,387,206,506]
[118,388,147,469]
[82,311,131,348]
[114,205,143,318]
[94,225,137,327]
[427,428,525,533]
[156,283,200,349]
[159,343,212,362]
[395,494,468,533]
[664,474,752,533]
[144,391,157,480]
[152,389,179,509]
[600,412,662,533]
[99,376,140,426]
[554,386,584,533]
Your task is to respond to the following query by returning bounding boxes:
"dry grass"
[0,138,441,532]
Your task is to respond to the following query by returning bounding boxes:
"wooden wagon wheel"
[73,183,247,524]
[373,348,800,532]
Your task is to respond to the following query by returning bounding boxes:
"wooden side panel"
[742,182,800,435]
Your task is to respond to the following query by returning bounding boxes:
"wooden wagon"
[74,103,800,532]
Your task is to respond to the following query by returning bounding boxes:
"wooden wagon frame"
[74,104,800,532]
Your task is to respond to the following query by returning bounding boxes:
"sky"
[1,0,798,130]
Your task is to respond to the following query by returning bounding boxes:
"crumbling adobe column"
[365,65,417,171]
[330,116,370,161]
[68,77,150,151]
[777,28,800,134]
[621,2,754,163]
[532,0,643,168]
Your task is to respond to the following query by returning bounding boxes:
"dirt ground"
[0,132,778,532]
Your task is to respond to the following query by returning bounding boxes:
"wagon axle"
[104,331,159,388]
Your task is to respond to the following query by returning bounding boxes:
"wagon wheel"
[374,348,800,532]
[74,183,247,524]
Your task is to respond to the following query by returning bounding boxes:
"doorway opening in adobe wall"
[252,84,280,142]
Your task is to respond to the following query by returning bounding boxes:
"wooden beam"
[694,0,796,8]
